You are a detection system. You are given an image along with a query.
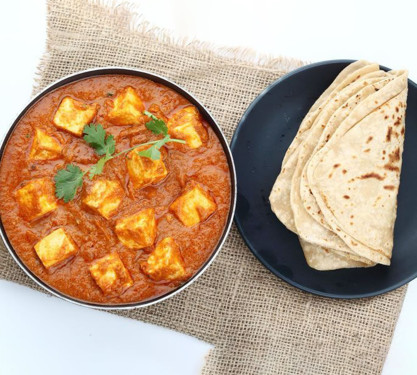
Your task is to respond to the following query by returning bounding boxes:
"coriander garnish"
[83,123,115,156]
[138,111,184,160]
[143,111,168,135]
[54,114,185,202]
[54,164,85,202]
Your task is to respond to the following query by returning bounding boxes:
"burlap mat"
[0,0,407,373]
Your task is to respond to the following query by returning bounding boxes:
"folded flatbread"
[270,62,381,233]
[269,60,408,270]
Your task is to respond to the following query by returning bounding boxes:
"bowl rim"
[0,66,237,310]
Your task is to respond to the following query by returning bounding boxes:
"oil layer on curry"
[0,75,231,304]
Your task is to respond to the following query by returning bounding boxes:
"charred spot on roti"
[333,164,340,168]
[383,150,386,155]
[359,172,384,180]
[395,106,399,113]
[320,193,334,214]
[384,185,395,191]
[373,196,382,207]
[343,195,350,199]
[383,148,401,172]
[384,115,389,120]
[401,127,405,135]
[386,127,392,142]
[390,148,401,162]
[342,169,347,174]
[363,148,370,153]
[366,136,373,144]
[384,164,400,172]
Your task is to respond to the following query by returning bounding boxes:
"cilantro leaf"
[83,124,115,156]
[137,136,168,160]
[138,145,161,160]
[144,111,168,136]
[88,155,112,179]
[54,164,84,203]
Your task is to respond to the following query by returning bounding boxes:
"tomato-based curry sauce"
[0,74,231,304]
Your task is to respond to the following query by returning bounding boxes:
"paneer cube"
[126,147,168,189]
[89,252,133,294]
[169,183,216,227]
[15,178,58,221]
[115,208,157,249]
[29,128,62,160]
[83,179,124,219]
[53,97,99,136]
[167,106,207,149]
[34,228,78,269]
[107,86,145,125]
[140,237,186,281]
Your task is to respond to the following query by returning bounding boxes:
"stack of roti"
[269,60,408,270]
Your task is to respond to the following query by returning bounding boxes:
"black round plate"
[231,59,417,298]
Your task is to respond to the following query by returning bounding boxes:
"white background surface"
[0,280,211,375]
[0,0,416,374]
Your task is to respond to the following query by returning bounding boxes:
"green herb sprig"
[54,114,185,202]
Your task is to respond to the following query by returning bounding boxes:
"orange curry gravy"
[0,74,231,304]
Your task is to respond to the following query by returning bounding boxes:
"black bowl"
[0,67,236,309]
[231,59,417,298]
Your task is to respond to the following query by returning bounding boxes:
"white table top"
[1,0,416,374]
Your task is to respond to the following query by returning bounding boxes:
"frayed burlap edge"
[32,0,306,97]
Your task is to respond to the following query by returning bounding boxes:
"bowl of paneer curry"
[0,68,236,308]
